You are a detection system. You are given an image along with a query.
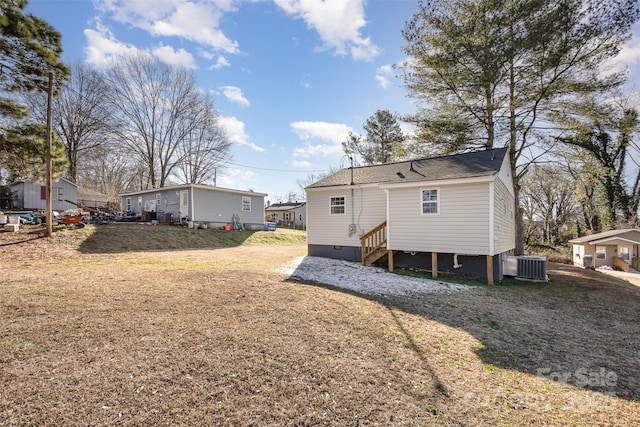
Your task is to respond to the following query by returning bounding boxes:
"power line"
[226,161,327,173]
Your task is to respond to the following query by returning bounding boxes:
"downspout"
[190,185,195,221]
[349,157,355,237]
[384,188,390,249]
[488,181,495,256]
[453,254,462,269]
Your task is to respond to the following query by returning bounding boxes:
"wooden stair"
[360,221,388,266]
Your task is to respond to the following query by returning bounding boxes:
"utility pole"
[45,71,53,237]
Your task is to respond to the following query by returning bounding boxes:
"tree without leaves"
[173,94,232,185]
[520,165,580,246]
[22,62,117,183]
[76,142,142,201]
[401,0,639,253]
[104,53,230,189]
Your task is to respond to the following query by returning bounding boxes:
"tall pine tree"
[401,0,639,253]
[0,0,70,179]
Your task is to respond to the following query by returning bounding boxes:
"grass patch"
[1,225,639,425]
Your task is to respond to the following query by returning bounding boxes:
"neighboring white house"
[265,201,306,229]
[305,148,516,284]
[9,178,78,212]
[119,184,267,230]
[569,229,640,270]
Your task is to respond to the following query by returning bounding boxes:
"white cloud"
[220,86,250,107]
[273,0,380,61]
[375,64,393,89]
[208,55,231,70]
[290,121,352,158]
[84,21,141,67]
[152,44,196,68]
[94,0,240,54]
[290,121,352,143]
[602,26,640,82]
[218,116,265,152]
[291,160,312,168]
[217,168,258,191]
[375,75,389,89]
[616,24,640,67]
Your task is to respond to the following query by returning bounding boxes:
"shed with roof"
[305,148,516,284]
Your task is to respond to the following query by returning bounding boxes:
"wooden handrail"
[612,256,629,272]
[360,221,387,264]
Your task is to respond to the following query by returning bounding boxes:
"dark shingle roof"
[307,148,508,189]
[265,202,306,211]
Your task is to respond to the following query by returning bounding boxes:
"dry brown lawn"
[1,224,639,426]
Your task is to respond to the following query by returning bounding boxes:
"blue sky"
[26,0,640,203]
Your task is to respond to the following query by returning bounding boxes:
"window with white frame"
[619,246,630,261]
[242,196,251,212]
[596,246,606,260]
[126,198,131,211]
[330,196,345,215]
[138,196,142,208]
[421,188,439,214]
[56,187,63,201]
[156,193,161,207]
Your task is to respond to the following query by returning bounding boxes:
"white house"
[9,178,78,212]
[119,184,267,230]
[569,229,640,271]
[305,148,516,284]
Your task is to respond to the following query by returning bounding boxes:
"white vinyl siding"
[307,187,386,247]
[192,188,264,224]
[493,178,516,254]
[388,182,491,254]
[11,179,78,212]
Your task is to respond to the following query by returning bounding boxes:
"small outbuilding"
[569,229,640,271]
[119,184,267,230]
[9,178,78,212]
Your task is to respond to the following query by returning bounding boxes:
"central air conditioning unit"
[503,256,547,281]
[517,256,547,281]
